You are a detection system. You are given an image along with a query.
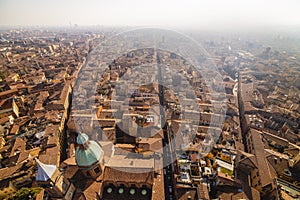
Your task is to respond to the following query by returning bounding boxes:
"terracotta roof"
[177,188,198,200]
[0,145,10,154]
[219,191,249,200]
[238,150,256,168]
[0,98,14,110]
[17,151,30,164]
[151,170,164,200]
[9,124,19,135]
[44,124,60,137]
[10,137,26,157]
[44,110,61,123]
[197,183,210,200]
[0,162,23,180]
[83,181,102,200]
[35,189,44,200]
[0,89,18,99]
[61,157,77,166]
[284,147,300,158]
[39,146,59,165]
[0,116,9,125]
[59,81,71,104]
[250,187,260,200]
[62,165,78,180]
[137,138,163,154]
[262,131,289,147]
[249,129,274,187]
[103,166,154,186]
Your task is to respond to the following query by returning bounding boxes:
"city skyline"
[1,0,300,29]
[0,1,300,199]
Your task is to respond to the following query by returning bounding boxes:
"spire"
[35,158,57,182]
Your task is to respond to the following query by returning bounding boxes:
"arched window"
[129,188,135,195]
[94,167,101,174]
[141,189,147,196]
[118,187,124,194]
[106,187,112,194]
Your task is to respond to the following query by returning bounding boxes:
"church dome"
[75,133,104,167]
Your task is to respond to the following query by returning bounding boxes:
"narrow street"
[155,50,176,200]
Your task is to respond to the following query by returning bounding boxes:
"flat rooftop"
[107,154,155,169]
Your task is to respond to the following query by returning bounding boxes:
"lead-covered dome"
[75,133,104,167]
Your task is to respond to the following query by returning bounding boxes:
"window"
[62,181,68,191]
[68,192,73,198]
[86,171,91,177]
[130,188,136,195]
[94,167,101,174]
[118,187,124,194]
[107,187,113,194]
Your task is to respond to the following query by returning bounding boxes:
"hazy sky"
[0,0,300,29]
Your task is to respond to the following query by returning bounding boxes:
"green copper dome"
[77,133,89,144]
[75,133,104,167]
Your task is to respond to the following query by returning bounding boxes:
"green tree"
[12,187,42,200]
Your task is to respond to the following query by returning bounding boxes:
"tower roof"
[35,159,57,182]
[77,133,89,144]
[75,133,104,167]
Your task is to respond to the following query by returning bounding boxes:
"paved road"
[155,50,176,200]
